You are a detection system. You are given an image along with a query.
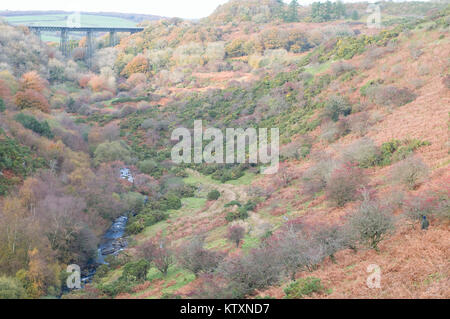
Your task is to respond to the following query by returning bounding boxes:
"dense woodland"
[0,1,449,299]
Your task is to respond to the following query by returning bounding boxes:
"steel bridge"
[26,26,144,65]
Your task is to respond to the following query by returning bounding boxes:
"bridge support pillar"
[109,31,116,47]
[60,29,68,57]
[33,29,42,42]
[86,30,94,68]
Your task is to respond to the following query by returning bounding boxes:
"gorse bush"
[225,200,255,222]
[207,189,221,201]
[0,97,5,112]
[120,259,150,283]
[284,277,323,299]
[14,113,54,139]
[323,95,352,122]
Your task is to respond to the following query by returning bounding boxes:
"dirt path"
[186,169,249,217]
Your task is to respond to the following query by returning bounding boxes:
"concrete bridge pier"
[86,30,94,67]
[33,29,42,42]
[60,29,68,56]
[109,31,116,47]
[26,26,144,68]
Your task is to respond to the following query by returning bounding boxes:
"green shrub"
[122,192,146,214]
[284,277,323,298]
[142,210,168,226]
[0,132,45,194]
[0,98,5,112]
[391,139,431,163]
[225,211,237,222]
[94,140,132,165]
[165,193,182,210]
[126,220,145,235]
[323,96,352,122]
[379,139,402,166]
[0,276,27,299]
[126,208,168,234]
[243,200,257,212]
[207,190,221,201]
[225,201,250,222]
[14,113,54,139]
[120,260,150,283]
[224,200,242,208]
[100,279,133,297]
[138,159,162,177]
[238,207,249,219]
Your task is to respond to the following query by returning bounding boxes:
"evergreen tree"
[335,0,346,19]
[286,0,299,22]
[351,10,359,21]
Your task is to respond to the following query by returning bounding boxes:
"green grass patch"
[305,61,332,75]
[132,265,195,298]
[183,171,220,186]
[241,235,260,251]
[225,171,256,186]
[181,197,207,211]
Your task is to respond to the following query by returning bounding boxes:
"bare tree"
[177,236,224,277]
[217,245,282,298]
[226,225,245,247]
[390,155,429,190]
[347,192,395,251]
[139,237,174,276]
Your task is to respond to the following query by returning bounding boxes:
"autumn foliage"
[14,89,50,113]
[19,71,47,92]
[14,71,49,112]
[121,54,149,78]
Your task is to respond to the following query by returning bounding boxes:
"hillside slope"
[0,1,448,299]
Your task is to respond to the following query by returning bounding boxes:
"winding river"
[80,168,134,285]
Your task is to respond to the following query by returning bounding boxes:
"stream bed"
[81,215,129,284]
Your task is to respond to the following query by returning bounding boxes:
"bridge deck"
[27,26,144,33]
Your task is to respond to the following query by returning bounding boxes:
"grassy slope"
[75,8,449,299]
